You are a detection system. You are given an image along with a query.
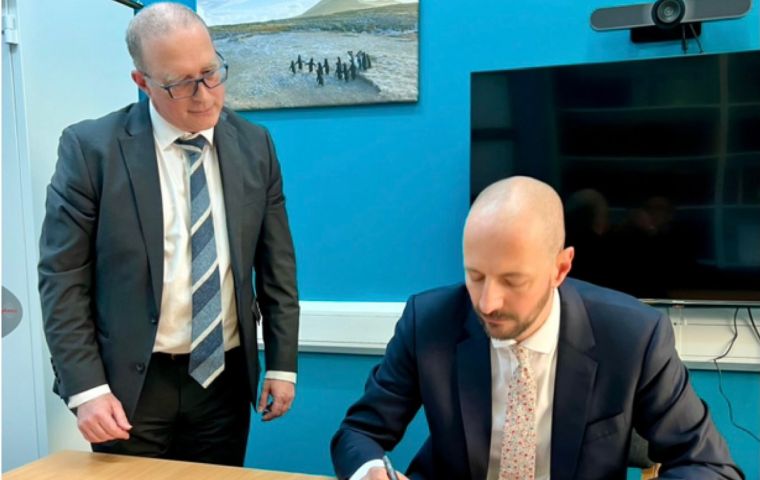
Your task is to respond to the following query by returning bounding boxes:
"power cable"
[710,307,760,443]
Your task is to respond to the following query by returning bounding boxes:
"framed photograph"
[198,0,419,110]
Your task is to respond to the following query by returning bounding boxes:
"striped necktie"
[499,345,537,480]
[175,135,225,388]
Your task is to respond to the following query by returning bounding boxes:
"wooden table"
[5,451,334,480]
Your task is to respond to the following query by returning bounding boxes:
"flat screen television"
[470,50,760,305]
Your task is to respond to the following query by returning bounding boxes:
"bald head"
[126,2,209,72]
[466,176,565,255]
[463,177,573,341]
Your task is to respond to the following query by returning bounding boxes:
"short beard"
[476,283,553,341]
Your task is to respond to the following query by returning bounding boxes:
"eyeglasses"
[143,52,229,100]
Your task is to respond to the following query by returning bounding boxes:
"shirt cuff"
[67,384,111,409]
[265,370,297,384]
[349,459,385,480]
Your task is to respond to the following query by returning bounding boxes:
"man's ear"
[131,70,150,95]
[553,246,574,286]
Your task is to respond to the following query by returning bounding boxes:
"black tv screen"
[470,50,760,305]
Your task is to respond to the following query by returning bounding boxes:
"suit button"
[135,363,146,373]
[150,316,158,325]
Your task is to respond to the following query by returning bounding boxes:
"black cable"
[687,23,703,54]
[711,307,760,443]
[712,307,738,362]
[747,307,760,344]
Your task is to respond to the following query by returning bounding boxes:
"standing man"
[38,2,299,466]
[331,177,742,479]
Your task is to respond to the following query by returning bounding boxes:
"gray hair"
[126,2,209,72]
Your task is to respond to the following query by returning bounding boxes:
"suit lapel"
[457,308,492,480]
[550,282,598,480]
[120,102,164,314]
[213,111,245,289]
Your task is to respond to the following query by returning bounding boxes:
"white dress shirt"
[350,289,560,480]
[150,102,239,355]
[486,288,560,480]
[68,103,294,409]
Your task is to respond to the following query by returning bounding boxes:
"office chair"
[628,430,661,480]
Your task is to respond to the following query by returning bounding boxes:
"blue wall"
[243,0,759,302]
[245,353,429,475]
[690,370,760,478]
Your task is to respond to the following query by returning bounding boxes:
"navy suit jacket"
[38,101,299,419]
[331,279,742,479]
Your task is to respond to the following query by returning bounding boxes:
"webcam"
[591,0,751,52]
[591,0,750,31]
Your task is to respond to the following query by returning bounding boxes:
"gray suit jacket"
[38,100,299,418]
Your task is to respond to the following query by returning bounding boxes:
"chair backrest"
[628,430,661,480]
[627,430,654,468]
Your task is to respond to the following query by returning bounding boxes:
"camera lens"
[652,0,685,28]
[661,5,676,18]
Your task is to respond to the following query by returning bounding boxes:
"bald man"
[331,177,742,480]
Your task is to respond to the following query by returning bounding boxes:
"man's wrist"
[265,370,296,384]
[349,459,385,480]
[67,384,111,409]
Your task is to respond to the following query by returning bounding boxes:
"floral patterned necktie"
[499,345,537,480]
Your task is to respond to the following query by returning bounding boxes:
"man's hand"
[76,393,132,443]
[364,467,410,480]
[257,378,295,421]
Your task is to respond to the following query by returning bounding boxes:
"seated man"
[331,177,743,480]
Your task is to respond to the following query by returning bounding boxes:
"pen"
[382,454,399,480]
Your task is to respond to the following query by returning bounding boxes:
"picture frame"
[198,0,419,110]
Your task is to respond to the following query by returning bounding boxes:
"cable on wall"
[711,307,760,444]
[747,307,760,345]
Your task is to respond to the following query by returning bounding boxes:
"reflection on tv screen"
[471,51,760,304]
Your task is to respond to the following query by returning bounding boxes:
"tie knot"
[175,135,208,152]
[512,345,530,366]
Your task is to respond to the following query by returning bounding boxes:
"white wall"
[2,0,48,468]
[6,0,137,462]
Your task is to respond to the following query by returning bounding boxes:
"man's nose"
[478,279,502,315]
[193,80,213,100]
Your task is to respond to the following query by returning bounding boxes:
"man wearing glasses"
[38,2,299,465]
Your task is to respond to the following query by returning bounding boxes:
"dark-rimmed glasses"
[143,52,228,100]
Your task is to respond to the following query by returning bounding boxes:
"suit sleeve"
[331,297,423,480]
[633,313,744,480]
[254,129,300,374]
[38,126,107,402]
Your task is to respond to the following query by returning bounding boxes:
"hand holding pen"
[382,455,399,480]
[364,455,409,480]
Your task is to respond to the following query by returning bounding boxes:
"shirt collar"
[490,287,561,356]
[149,101,215,150]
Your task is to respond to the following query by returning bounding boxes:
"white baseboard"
[664,306,760,369]
[295,301,406,354]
